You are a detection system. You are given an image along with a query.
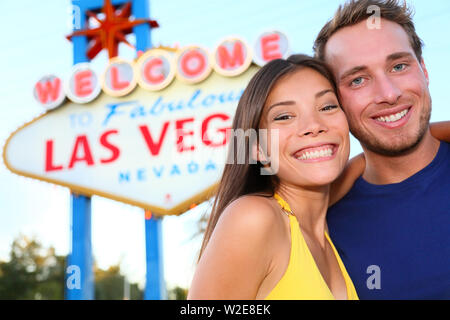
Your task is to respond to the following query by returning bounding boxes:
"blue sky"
[0,0,449,293]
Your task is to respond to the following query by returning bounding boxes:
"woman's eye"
[274,114,292,121]
[392,63,407,72]
[321,105,338,112]
[350,77,364,87]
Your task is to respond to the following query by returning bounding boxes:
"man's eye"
[351,77,364,86]
[393,63,407,72]
[321,105,338,112]
[274,114,292,121]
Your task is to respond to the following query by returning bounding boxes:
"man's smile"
[370,105,413,129]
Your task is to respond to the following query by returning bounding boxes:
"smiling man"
[314,0,450,299]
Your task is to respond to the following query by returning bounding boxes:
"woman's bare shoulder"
[189,194,284,299]
[213,194,285,243]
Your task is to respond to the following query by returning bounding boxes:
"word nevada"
[34,31,289,110]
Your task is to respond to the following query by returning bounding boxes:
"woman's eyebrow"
[267,89,333,112]
[315,89,334,99]
[267,100,295,112]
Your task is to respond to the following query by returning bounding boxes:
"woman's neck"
[276,183,330,244]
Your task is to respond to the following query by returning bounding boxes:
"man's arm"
[430,121,450,142]
[329,153,365,207]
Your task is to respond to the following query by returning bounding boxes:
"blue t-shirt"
[327,141,450,300]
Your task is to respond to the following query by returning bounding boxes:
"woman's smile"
[292,143,339,163]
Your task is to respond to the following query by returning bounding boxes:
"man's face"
[324,19,431,156]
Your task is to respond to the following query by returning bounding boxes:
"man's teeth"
[375,109,409,123]
[297,148,333,160]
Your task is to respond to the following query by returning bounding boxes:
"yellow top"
[264,193,359,300]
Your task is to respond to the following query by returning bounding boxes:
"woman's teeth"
[297,147,333,160]
[375,108,409,123]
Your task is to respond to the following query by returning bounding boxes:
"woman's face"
[260,67,350,187]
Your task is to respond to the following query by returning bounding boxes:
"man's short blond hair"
[313,0,424,62]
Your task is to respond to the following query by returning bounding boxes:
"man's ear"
[420,58,429,86]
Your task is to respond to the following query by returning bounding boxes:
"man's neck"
[362,130,441,185]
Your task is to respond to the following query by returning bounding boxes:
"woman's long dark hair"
[198,54,337,259]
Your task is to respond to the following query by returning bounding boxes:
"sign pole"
[67,193,94,299]
[66,1,92,300]
[132,0,166,300]
[144,212,166,299]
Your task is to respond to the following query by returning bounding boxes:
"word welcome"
[33,31,289,110]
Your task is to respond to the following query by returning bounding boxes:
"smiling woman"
[187,55,359,300]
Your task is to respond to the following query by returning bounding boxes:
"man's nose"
[373,74,402,105]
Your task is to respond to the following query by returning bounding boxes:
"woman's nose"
[298,114,328,137]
